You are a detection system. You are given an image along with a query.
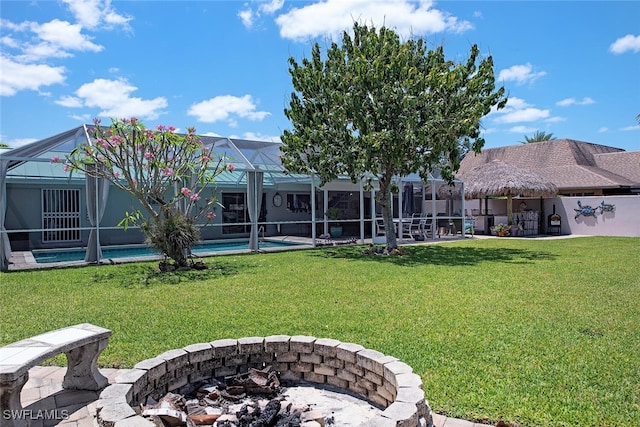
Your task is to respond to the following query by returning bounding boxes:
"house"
[0,125,463,270]
[457,139,640,237]
[458,139,640,196]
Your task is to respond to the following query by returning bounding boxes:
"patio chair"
[419,218,433,239]
[436,213,449,237]
[375,218,386,236]
[463,218,475,236]
[402,214,422,239]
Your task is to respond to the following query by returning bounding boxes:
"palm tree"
[520,131,557,144]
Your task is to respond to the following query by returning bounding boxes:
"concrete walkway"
[17,366,493,427]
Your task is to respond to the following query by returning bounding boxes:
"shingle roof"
[458,139,639,190]
[593,151,640,184]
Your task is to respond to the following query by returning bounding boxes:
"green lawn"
[1,236,638,426]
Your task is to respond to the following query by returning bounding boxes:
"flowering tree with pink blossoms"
[63,117,233,269]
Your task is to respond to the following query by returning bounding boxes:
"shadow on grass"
[314,244,557,267]
[87,259,247,288]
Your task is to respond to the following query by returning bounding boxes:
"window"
[42,189,81,242]
[221,192,248,234]
[287,194,311,212]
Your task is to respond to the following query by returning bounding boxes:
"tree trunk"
[377,184,397,250]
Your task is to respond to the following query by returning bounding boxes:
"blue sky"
[1,0,639,152]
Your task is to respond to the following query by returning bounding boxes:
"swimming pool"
[32,240,305,264]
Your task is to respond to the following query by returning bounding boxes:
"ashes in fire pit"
[141,366,381,426]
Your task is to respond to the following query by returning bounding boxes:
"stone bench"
[0,323,111,427]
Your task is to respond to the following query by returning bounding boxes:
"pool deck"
[5,233,581,271]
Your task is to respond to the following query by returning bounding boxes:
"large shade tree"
[281,23,507,249]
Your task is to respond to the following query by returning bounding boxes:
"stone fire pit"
[96,335,431,427]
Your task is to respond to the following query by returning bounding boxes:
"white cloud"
[61,78,167,120]
[545,116,566,123]
[503,97,529,109]
[556,97,595,107]
[0,1,131,96]
[0,19,29,32]
[62,0,131,31]
[2,18,104,62]
[490,97,551,124]
[239,8,254,29]
[275,0,472,41]
[21,43,73,61]
[609,34,640,54]
[0,35,20,49]
[494,107,550,124]
[70,113,92,122]
[598,127,608,133]
[30,19,103,55]
[498,63,546,85]
[188,95,270,124]
[3,138,38,149]
[56,95,84,107]
[508,125,536,134]
[201,131,223,137]
[238,131,282,142]
[0,55,66,96]
[239,0,283,29]
[620,125,640,131]
[480,127,497,135]
[486,96,527,116]
[260,0,285,14]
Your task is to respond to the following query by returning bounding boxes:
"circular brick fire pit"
[96,335,431,427]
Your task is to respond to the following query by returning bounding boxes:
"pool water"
[32,240,302,264]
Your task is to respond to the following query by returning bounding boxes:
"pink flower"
[156,124,166,132]
[50,156,60,163]
[109,135,124,146]
[206,211,216,220]
[144,152,155,160]
[162,167,174,176]
[190,193,201,201]
[92,118,102,125]
[63,164,70,172]
[113,171,120,178]
[227,163,236,171]
[181,187,191,196]
[168,125,176,132]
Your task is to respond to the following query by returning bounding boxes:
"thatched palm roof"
[461,160,558,200]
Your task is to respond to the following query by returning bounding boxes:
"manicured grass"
[1,236,639,426]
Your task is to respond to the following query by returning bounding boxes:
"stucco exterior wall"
[545,196,640,237]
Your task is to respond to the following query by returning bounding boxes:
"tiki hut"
[461,160,558,224]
